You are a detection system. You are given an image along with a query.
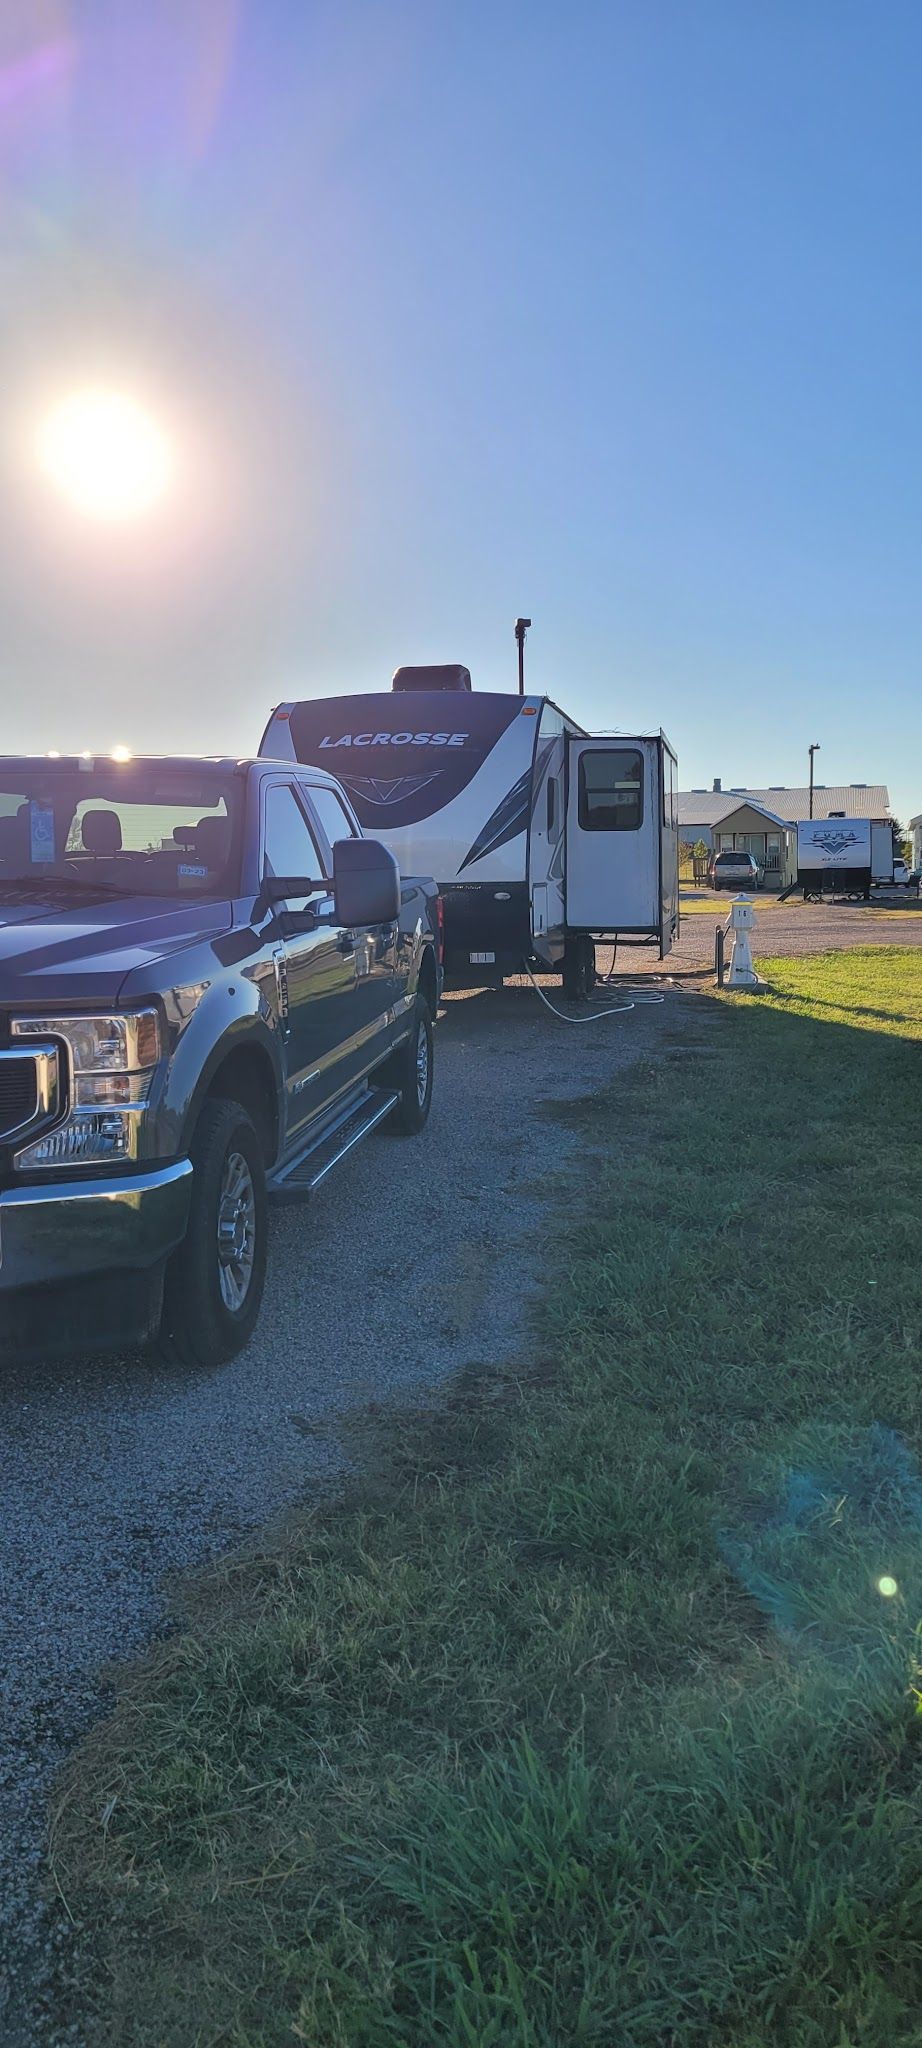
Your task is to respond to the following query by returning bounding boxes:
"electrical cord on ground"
[599,940,676,998]
[522,961,634,1017]
[522,958,667,1020]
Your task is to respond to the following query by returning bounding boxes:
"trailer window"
[578,749,644,831]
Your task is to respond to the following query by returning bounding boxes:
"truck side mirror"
[333,839,400,927]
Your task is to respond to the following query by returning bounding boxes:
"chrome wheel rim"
[216,1149,256,1313]
[415,1018,430,1106]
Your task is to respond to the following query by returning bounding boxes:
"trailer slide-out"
[261,666,679,985]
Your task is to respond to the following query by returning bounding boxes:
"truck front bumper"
[0,1160,193,1294]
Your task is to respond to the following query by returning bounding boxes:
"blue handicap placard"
[29,801,56,863]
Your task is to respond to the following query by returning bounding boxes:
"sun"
[36,389,174,522]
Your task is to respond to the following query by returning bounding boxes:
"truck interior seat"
[195,816,230,869]
[0,815,24,861]
[82,810,123,856]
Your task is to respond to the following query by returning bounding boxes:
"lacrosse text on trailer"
[319,732,469,748]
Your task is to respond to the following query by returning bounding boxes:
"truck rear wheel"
[159,1098,267,1366]
[384,995,434,1135]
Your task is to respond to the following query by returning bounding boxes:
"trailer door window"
[578,749,644,831]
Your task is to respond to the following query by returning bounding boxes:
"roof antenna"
[515,616,531,697]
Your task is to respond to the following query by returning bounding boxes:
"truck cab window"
[0,769,240,896]
[304,784,358,872]
[578,749,644,831]
[263,783,323,888]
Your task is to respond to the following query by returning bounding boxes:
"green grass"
[52,948,922,2047]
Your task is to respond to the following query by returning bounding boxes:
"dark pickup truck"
[0,754,442,1365]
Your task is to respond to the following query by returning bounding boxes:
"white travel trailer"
[871,822,898,885]
[783,817,897,898]
[790,818,876,899]
[261,667,679,988]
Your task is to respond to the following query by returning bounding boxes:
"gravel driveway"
[0,975,689,2045]
[650,888,922,975]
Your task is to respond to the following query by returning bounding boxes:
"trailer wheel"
[562,935,597,1000]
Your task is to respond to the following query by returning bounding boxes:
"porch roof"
[683,799,788,835]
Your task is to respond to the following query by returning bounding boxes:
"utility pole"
[808,741,821,819]
[515,617,531,697]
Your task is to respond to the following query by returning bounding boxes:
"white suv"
[708,850,763,891]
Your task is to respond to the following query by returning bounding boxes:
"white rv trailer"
[870,822,897,885]
[783,818,896,898]
[791,818,874,899]
[260,667,679,986]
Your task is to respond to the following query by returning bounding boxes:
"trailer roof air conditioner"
[392,665,472,693]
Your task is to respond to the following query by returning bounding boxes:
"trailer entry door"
[565,738,657,930]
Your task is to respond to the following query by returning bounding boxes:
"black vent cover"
[391,664,472,694]
[0,1055,37,1137]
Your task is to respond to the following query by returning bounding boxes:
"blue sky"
[0,1,918,820]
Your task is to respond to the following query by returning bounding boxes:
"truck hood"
[0,896,234,1006]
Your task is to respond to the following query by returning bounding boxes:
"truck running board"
[268,1086,399,1203]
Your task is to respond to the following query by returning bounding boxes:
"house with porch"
[678,780,890,880]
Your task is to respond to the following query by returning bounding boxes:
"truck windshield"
[0,763,241,900]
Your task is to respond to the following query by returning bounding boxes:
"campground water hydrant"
[724,895,763,990]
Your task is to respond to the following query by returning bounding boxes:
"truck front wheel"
[159,1098,268,1366]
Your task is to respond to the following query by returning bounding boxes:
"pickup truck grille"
[0,1054,39,1137]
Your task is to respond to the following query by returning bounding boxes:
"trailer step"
[268,1086,399,1203]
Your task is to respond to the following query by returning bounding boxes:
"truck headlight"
[11,1009,163,1168]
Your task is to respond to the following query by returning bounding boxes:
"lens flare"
[36,390,174,522]
[877,1575,899,1599]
